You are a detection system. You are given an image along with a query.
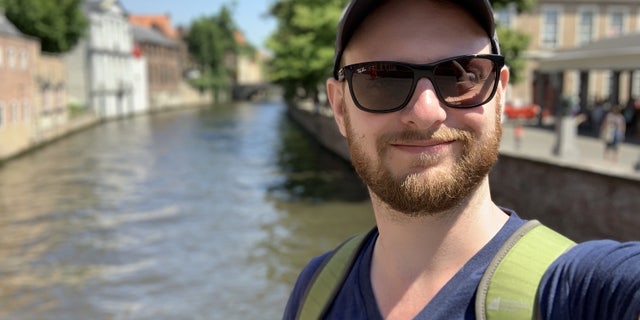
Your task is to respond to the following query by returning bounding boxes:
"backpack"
[296,220,575,320]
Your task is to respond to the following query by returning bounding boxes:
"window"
[577,7,596,46]
[495,3,517,28]
[541,6,561,49]
[608,8,626,37]
[19,49,28,69]
[11,101,19,123]
[8,47,16,68]
[22,100,30,120]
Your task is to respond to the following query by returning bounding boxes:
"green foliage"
[491,0,537,84]
[2,0,87,53]
[266,0,536,101]
[266,0,346,103]
[67,101,88,118]
[492,0,536,13]
[184,5,239,100]
[497,26,530,84]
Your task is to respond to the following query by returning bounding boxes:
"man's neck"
[368,180,509,319]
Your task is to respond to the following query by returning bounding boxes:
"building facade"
[66,0,142,119]
[129,22,181,109]
[0,13,39,159]
[35,53,69,139]
[498,0,640,113]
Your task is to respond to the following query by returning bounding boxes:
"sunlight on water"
[0,103,373,319]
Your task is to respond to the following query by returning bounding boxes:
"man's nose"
[398,78,447,128]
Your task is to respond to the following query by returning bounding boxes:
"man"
[283,0,640,319]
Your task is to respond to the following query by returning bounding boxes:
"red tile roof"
[128,14,178,39]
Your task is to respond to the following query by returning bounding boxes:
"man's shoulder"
[552,239,640,270]
[538,239,640,320]
[282,249,341,320]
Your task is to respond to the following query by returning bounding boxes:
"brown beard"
[344,103,502,216]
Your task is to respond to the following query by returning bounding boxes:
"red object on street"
[504,103,541,119]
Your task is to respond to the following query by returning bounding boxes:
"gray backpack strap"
[475,220,576,320]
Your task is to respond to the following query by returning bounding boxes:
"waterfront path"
[499,121,640,180]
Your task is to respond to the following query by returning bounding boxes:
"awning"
[537,32,640,71]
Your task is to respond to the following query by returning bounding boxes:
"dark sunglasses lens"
[350,63,414,111]
[433,57,497,107]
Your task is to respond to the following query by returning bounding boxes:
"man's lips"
[389,140,455,154]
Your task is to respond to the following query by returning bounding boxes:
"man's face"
[327,0,509,216]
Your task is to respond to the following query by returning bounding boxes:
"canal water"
[0,102,375,319]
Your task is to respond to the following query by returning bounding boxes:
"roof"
[128,15,178,39]
[131,24,178,47]
[0,13,22,37]
[538,32,640,71]
[85,0,126,15]
[234,30,246,46]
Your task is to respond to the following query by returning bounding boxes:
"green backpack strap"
[475,220,576,320]
[296,220,574,320]
[296,227,376,320]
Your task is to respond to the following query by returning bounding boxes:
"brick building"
[35,53,68,137]
[129,23,181,109]
[0,13,39,159]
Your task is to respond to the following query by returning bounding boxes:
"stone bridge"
[232,83,281,101]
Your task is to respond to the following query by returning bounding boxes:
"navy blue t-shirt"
[282,210,640,319]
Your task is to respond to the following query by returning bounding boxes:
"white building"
[66,0,148,119]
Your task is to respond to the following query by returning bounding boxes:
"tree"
[496,26,530,84]
[266,0,536,104]
[1,0,87,53]
[491,0,535,84]
[492,0,536,13]
[266,0,345,104]
[184,5,239,103]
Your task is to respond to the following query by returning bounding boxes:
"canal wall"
[287,103,351,161]
[0,101,212,164]
[287,105,640,242]
[491,155,640,242]
[0,112,100,162]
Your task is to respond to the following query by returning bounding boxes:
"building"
[498,0,640,114]
[0,13,39,159]
[35,53,69,140]
[129,19,181,109]
[232,31,266,86]
[128,14,179,39]
[65,0,143,119]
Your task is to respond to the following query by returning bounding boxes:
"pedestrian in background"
[283,0,640,319]
[601,105,626,163]
[514,122,524,150]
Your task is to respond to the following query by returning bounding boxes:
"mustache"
[379,127,473,144]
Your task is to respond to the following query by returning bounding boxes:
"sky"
[119,0,277,49]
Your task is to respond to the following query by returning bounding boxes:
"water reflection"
[270,111,369,202]
[0,102,374,319]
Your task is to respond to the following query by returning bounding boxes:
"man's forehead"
[332,0,499,79]
[342,1,491,64]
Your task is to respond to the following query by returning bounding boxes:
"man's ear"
[326,77,348,137]
[499,66,510,93]
[500,66,509,99]
[498,66,510,114]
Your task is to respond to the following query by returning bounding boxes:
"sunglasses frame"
[337,54,505,113]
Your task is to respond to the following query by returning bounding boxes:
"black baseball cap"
[332,0,501,79]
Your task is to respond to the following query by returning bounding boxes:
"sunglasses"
[338,54,505,113]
